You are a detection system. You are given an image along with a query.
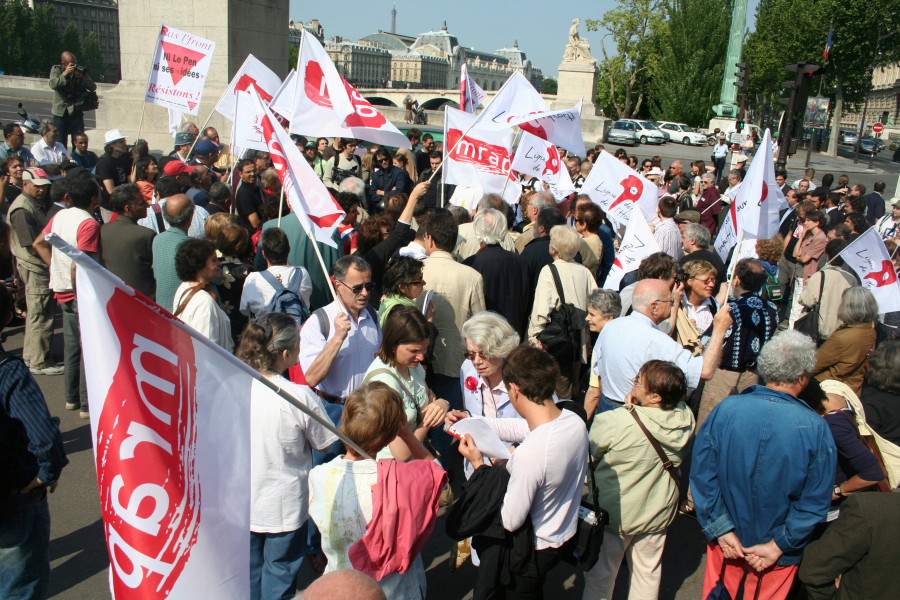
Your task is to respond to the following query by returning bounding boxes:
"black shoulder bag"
[793,270,826,343]
[561,450,608,571]
[537,264,587,369]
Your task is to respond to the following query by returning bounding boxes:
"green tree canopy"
[61,22,82,60]
[542,77,558,95]
[81,32,103,81]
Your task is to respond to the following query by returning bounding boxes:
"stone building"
[289,18,324,46]
[326,38,392,88]
[842,62,900,136]
[32,0,120,81]
[390,52,448,89]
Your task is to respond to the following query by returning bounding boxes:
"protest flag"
[730,129,784,239]
[836,228,900,313]
[214,54,282,121]
[510,132,575,201]
[144,25,216,115]
[288,31,410,148]
[248,88,345,248]
[460,63,487,114]
[603,209,660,290]
[46,235,373,600]
[442,106,515,199]
[580,150,659,228]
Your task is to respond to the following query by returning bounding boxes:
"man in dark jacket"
[49,51,96,150]
[463,208,530,338]
[367,149,412,213]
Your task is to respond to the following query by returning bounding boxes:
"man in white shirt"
[653,196,682,259]
[240,227,312,317]
[299,255,382,445]
[30,122,71,168]
[712,138,729,183]
[595,279,732,412]
[459,344,588,597]
[792,168,817,191]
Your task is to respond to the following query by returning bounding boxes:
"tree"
[27,3,59,77]
[586,0,667,119]
[81,32,103,81]
[542,77,558,95]
[649,0,732,126]
[61,22,82,60]
[289,44,299,72]
[0,0,34,76]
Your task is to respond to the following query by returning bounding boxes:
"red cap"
[164,161,193,176]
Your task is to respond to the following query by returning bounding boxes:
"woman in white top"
[172,238,233,351]
[236,313,338,600]
[309,382,434,599]
[240,227,312,317]
[363,305,449,460]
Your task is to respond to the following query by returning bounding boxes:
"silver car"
[607,120,640,146]
[621,119,666,144]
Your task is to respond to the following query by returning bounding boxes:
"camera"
[75,65,86,73]
[675,268,690,286]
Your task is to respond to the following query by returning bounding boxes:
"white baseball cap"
[104,129,127,144]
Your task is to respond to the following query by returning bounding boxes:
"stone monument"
[553,18,600,117]
[93,0,289,152]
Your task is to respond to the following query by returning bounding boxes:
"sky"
[289,0,760,77]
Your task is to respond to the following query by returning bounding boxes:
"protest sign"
[581,150,659,227]
[215,54,282,121]
[839,228,900,313]
[145,25,215,115]
[604,209,660,290]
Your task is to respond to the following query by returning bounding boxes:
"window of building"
[101,38,106,49]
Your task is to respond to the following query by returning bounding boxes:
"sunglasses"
[463,350,493,361]
[336,280,375,295]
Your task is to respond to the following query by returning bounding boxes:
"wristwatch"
[833,484,844,497]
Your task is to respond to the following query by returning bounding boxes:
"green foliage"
[0,0,34,76]
[586,0,667,119]
[61,22,82,60]
[28,3,59,77]
[81,32,103,81]
[649,0,733,126]
[542,77,558,94]
[289,44,300,72]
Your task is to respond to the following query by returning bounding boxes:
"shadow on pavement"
[48,518,107,597]
[61,423,94,456]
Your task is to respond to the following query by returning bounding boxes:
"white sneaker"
[30,364,65,376]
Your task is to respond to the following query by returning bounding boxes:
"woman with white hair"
[811,287,878,395]
[527,225,598,398]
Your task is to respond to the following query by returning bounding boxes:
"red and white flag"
[473,73,584,153]
[67,242,251,599]
[510,132,575,201]
[214,54,282,121]
[581,150,659,228]
[603,209,660,290]
[268,69,296,121]
[249,89,344,247]
[232,90,268,153]
[144,25,215,115]
[729,129,784,239]
[838,228,900,313]
[460,63,486,114]
[443,106,514,198]
[288,31,410,148]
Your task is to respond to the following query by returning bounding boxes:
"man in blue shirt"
[0,124,37,166]
[0,284,68,600]
[691,329,836,600]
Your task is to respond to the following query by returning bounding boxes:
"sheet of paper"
[447,416,512,460]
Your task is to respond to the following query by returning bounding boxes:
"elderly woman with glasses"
[584,289,622,418]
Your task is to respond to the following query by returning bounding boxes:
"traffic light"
[734,62,750,90]
[736,120,745,132]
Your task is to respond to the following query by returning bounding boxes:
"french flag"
[823,29,834,60]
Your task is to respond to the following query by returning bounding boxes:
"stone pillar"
[93,0,288,152]
[551,18,608,146]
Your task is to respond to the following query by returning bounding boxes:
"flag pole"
[185,85,231,158]
[47,233,372,460]
[276,187,285,227]
[428,119,482,184]
[499,129,523,200]
[726,229,745,297]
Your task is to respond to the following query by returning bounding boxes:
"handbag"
[793,270,826,342]
[560,450,608,571]
[537,264,587,368]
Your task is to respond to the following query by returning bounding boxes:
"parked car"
[839,130,859,145]
[859,137,886,156]
[607,120,641,146]
[657,121,708,145]
[620,119,666,144]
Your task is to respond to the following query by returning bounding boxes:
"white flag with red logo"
[730,129,784,239]
[214,54,282,121]
[443,106,515,197]
[473,73,584,153]
[510,132,575,201]
[604,209,660,290]
[144,25,215,115]
[232,90,268,153]
[269,69,296,121]
[249,89,344,247]
[288,31,410,148]
[714,205,743,262]
[838,228,900,313]
[581,150,659,228]
[65,244,251,599]
[460,63,486,114]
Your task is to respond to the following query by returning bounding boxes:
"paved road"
[2,319,708,600]
[0,89,96,133]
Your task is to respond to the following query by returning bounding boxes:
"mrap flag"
[57,237,254,599]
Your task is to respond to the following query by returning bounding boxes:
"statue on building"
[563,18,594,64]
[304,19,325,44]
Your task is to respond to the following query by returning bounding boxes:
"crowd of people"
[2,55,900,600]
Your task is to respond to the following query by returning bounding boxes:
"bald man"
[592,279,733,413]
[301,570,387,600]
[49,51,96,150]
[152,194,195,312]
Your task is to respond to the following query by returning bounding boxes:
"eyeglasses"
[693,277,716,286]
[655,298,676,305]
[464,350,493,361]
[337,280,375,295]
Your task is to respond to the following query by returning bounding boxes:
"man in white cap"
[7,168,63,375]
[95,129,132,196]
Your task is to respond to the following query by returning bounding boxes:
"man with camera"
[48,51,97,151]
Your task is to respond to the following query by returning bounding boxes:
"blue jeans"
[0,490,51,600]
[429,373,462,467]
[249,523,309,600]
[598,395,624,414]
[61,300,88,410]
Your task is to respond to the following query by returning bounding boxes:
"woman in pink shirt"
[789,209,828,327]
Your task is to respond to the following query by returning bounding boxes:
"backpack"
[537,264,587,368]
[331,154,362,185]
[260,269,309,326]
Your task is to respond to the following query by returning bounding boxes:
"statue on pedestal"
[563,18,595,64]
